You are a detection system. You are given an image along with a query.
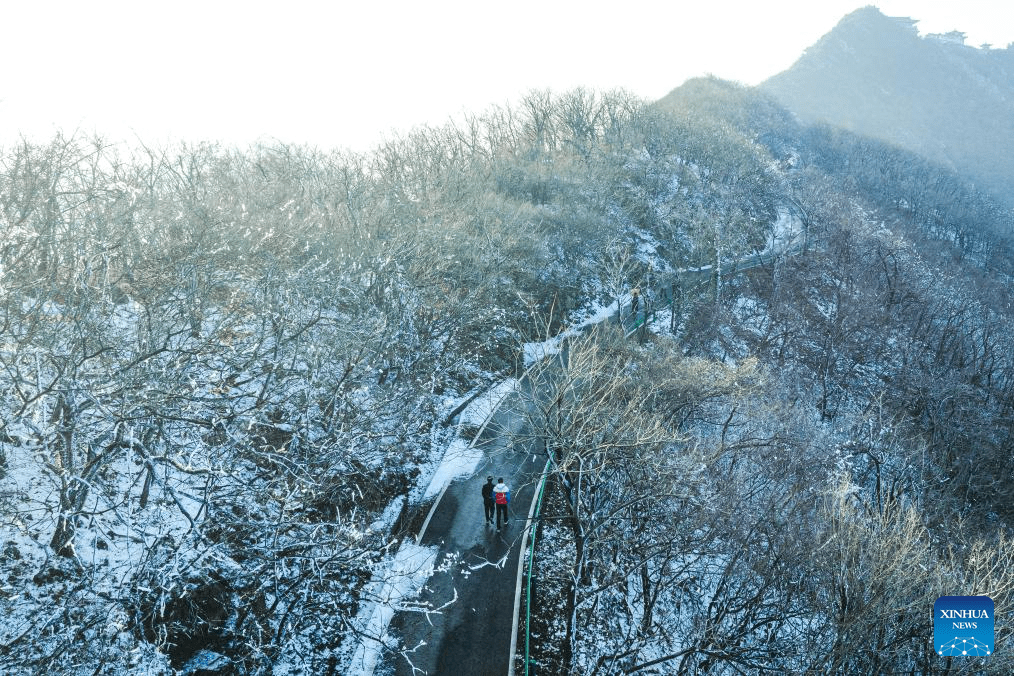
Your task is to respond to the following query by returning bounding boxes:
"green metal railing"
[520,249,796,671]
[622,252,787,339]
[623,276,709,339]
[523,460,551,675]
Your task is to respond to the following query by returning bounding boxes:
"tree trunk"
[49,394,78,557]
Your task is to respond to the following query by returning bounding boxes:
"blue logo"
[935,596,994,657]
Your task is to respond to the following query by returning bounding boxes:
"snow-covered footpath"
[522,301,617,365]
[421,378,520,501]
[340,298,630,674]
[338,378,519,675]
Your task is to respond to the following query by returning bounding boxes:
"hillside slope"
[761,6,1014,202]
[4,81,1014,673]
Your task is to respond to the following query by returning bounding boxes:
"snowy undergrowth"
[338,543,439,676]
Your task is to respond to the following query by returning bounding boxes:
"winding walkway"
[378,222,803,675]
[388,375,544,676]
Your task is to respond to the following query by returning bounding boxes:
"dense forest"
[2,77,1014,674]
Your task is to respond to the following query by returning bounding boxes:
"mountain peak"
[761,7,1014,202]
[838,5,918,32]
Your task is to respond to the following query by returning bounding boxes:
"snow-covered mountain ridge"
[2,79,1014,673]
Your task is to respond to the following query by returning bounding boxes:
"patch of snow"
[460,378,519,428]
[759,206,803,255]
[421,438,484,501]
[369,497,406,534]
[522,300,619,366]
[574,299,621,327]
[679,263,713,273]
[414,378,519,502]
[342,542,439,676]
[523,336,565,365]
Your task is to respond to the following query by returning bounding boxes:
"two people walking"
[482,476,510,531]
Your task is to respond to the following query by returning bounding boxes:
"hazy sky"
[3,1,1012,152]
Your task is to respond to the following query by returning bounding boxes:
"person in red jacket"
[493,477,510,531]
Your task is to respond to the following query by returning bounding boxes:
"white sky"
[2,1,1012,153]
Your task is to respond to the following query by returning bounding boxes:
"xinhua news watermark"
[935,596,994,657]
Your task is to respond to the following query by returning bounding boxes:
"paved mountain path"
[381,232,802,675]
[619,251,791,338]
[388,376,544,676]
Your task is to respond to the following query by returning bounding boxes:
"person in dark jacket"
[493,478,510,531]
[481,476,495,525]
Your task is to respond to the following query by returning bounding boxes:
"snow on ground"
[523,300,618,365]
[368,497,408,535]
[667,204,801,277]
[421,437,485,501]
[341,373,521,673]
[459,378,519,429]
[0,427,207,674]
[523,336,566,365]
[341,542,439,676]
[418,378,519,502]
[733,296,769,337]
[762,206,803,255]
[678,263,713,273]
[342,292,668,674]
